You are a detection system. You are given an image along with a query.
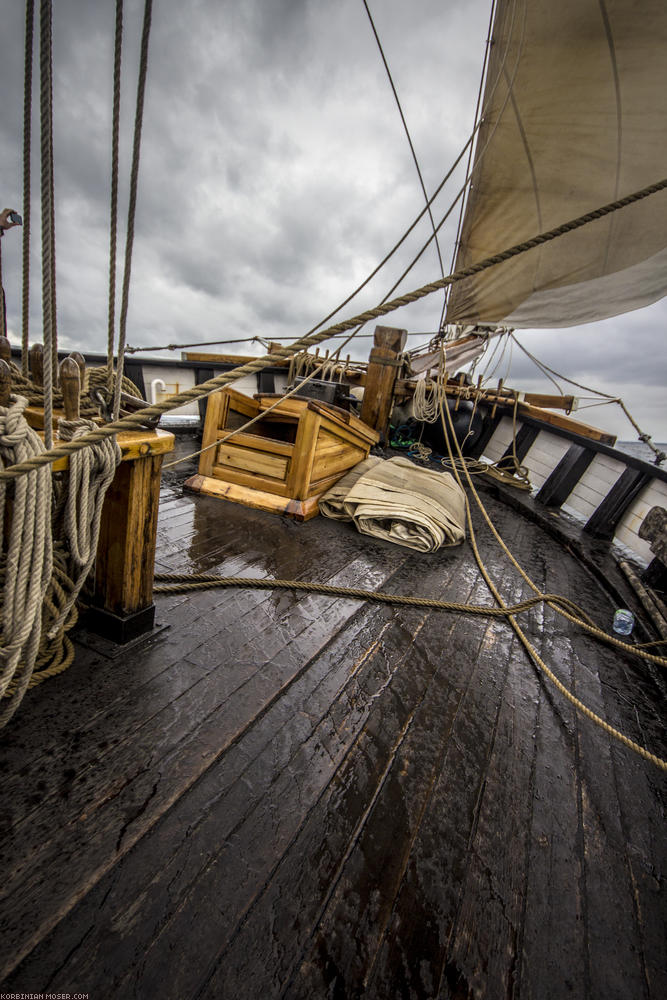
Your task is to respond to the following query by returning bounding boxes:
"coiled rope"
[0,394,53,727]
[0,397,120,726]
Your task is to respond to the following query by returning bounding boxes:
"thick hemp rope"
[0,394,53,727]
[106,0,123,396]
[436,396,667,771]
[112,0,153,421]
[1,175,665,484]
[21,0,35,376]
[50,417,121,635]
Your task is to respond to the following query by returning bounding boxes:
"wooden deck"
[1,435,665,999]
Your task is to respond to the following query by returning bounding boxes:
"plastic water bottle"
[613,609,635,636]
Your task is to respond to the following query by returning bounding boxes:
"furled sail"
[445,0,667,328]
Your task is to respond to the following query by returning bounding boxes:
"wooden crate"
[184,387,379,521]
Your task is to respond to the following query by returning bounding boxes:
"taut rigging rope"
[107,0,124,397]
[2,174,665,484]
[21,0,35,377]
[113,0,153,421]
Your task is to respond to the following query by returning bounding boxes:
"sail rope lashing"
[510,334,666,464]
[1,174,666,484]
[0,394,53,727]
[435,395,667,771]
[112,0,153,422]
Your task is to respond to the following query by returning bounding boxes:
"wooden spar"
[360,325,407,442]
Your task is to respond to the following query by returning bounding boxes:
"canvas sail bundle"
[446,0,667,328]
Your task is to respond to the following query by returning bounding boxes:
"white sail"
[445,0,667,328]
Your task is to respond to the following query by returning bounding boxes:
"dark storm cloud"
[0,0,664,437]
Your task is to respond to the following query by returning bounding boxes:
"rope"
[445,0,498,328]
[362,0,447,297]
[153,574,594,620]
[1,175,666,483]
[511,334,666,464]
[0,401,120,724]
[113,0,152,421]
[50,417,121,635]
[5,364,141,417]
[38,0,56,450]
[22,0,35,376]
[437,397,667,770]
[0,240,4,337]
[107,0,123,395]
[0,394,53,727]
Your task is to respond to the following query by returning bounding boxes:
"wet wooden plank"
[202,522,527,999]
[2,451,666,999]
[0,546,410,983]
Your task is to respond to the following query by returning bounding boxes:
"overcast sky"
[0,0,665,441]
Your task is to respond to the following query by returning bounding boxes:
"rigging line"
[125,128,481,359]
[444,0,499,327]
[163,321,365,470]
[107,0,123,395]
[112,0,153,422]
[126,127,482,361]
[509,332,563,396]
[38,0,56,450]
[361,1,447,289]
[445,0,524,315]
[281,126,481,349]
[511,334,615,398]
[21,0,35,377]
[438,397,667,770]
[125,332,423,353]
[2,174,666,482]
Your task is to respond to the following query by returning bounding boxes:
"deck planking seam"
[2,456,666,998]
[201,523,529,999]
[290,576,528,1000]
[9,609,403,991]
[122,555,479,998]
[2,543,435,983]
[70,569,470,996]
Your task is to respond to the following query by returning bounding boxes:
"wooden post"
[360,325,407,442]
[29,343,44,386]
[0,359,11,406]
[59,358,80,420]
[86,430,174,643]
[0,336,11,364]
